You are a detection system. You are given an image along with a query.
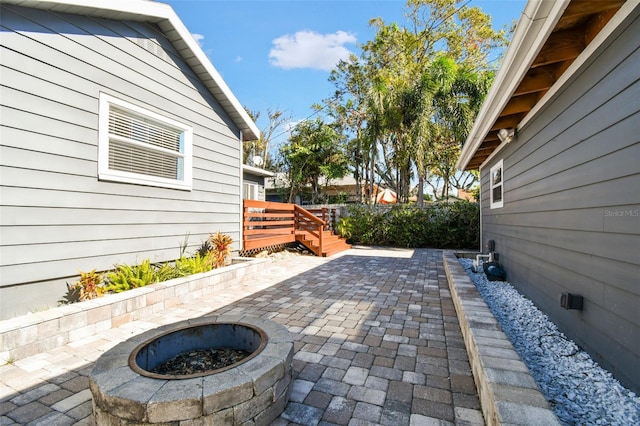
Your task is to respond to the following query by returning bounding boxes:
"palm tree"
[413,55,489,202]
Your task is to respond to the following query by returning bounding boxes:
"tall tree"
[415,56,490,201]
[328,55,372,202]
[279,118,349,204]
[326,0,508,203]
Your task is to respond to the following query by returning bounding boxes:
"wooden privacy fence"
[242,200,350,257]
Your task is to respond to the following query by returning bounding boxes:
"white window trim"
[490,159,504,209]
[243,182,259,200]
[98,93,193,191]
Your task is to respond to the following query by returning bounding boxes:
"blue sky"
[165,0,526,142]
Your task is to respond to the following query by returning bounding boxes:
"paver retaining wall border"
[0,257,268,363]
[443,251,561,425]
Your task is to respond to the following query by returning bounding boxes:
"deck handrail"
[304,207,338,231]
[294,205,325,252]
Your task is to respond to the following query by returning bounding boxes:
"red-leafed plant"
[208,231,233,268]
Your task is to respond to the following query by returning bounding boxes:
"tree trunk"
[369,143,376,204]
[312,177,319,204]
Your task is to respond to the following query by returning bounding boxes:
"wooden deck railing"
[304,208,337,231]
[242,200,348,256]
[294,205,324,252]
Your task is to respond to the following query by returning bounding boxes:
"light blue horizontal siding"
[0,5,246,317]
[480,11,640,392]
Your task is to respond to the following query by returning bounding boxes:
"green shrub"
[336,201,479,249]
[338,204,388,245]
[156,262,182,282]
[104,259,158,293]
[384,204,433,247]
[62,232,235,302]
[443,201,480,248]
[174,253,215,276]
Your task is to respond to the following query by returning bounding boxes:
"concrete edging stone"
[443,250,561,426]
[0,258,269,362]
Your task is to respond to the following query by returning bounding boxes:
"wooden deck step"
[296,231,351,257]
[243,200,350,257]
[322,241,351,257]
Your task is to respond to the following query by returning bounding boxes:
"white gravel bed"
[459,258,640,425]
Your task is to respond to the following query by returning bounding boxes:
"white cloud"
[192,33,205,47]
[269,30,356,71]
[235,55,243,63]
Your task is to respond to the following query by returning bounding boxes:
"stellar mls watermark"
[603,209,639,217]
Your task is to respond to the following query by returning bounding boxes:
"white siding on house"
[480,11,640,392]
[0,5,244,318]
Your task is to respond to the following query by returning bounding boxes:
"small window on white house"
[243,182,259,200]
[490,159,504,209]
[98,93,192,190]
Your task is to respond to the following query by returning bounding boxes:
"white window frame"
[490,159,504,209]
[243,182,259,200]
[98,93,193,191]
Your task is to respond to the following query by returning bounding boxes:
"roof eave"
[157,11,260,141]
[456,0,570,171]
[3,0,260,141]
[242,164,275,177]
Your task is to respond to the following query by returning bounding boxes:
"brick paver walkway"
[0,248,483,425]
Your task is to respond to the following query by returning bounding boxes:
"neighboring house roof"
[242,164,275,178]
[457,0,632,171]
[265,174,376,190]
[3,0,260,141]
[319,175,359,187]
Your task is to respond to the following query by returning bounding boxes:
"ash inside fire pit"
[130,321,267,379]
[151,348,251,375]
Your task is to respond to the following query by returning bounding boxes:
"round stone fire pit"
[130,321,265,379]
[89,315,293,425]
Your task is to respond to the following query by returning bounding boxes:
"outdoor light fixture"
[497,128,516,144]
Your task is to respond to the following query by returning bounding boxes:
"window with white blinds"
[98,93,193,190]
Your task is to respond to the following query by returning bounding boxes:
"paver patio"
[0,248,483,425]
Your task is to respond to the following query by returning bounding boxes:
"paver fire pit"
[89,315,293,425]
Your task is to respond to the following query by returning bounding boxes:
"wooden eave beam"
[501,93,540,116]
[462,0,627,173]
[560,0,625,22]
[491,114,523,132]
[513,66,557,96]
[464,141,499,170]
[531,28,585,68]
[476,144,500,155]
[584,8,622,45]
[483,133,499,143]
[466,159,484,170]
